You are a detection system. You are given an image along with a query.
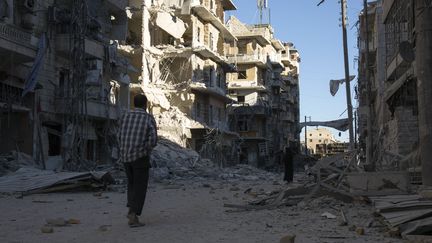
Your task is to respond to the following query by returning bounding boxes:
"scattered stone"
[98,225,111,232]
[230,187,240,192]
[93,192,102,197]
[338,220,348,226]
[349,225,357,231]
[41,226,54,233]
[356,227,365,235]
[386,227,401,238]
[67,218,80,224]
[321,212,337,219]
[46,218,68,227]
[280,234,296,243]
[202,184,211,188]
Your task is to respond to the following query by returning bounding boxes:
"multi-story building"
[357,0,420,170]
[0,0,131,168]
[305,128,337,155]
[128,0,240,165]
[225,16,300,168]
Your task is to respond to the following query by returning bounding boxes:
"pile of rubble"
[150,138,279,182]
[0,151,37,176]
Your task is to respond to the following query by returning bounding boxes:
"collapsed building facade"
[0,0,132,169]
[126,0,301,169]
[357,0,432,179]
[0,0,301,170]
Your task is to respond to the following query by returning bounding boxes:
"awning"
[299,118,350,132]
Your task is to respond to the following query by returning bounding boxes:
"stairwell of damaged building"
[0,0,300,171]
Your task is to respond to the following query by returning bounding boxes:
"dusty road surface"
[0,179,403,243]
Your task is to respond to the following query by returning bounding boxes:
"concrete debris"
[155,11,186,39]
[370,194,432,236]
[150,138,278,182]
[321,212,337,219]
[46,218,68,227]
[356,227,365,235]
[0,167,113,194]
[40,226,54,234]
[0,151,37,176]
[279,234,296,243]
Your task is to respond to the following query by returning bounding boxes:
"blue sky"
[228,0,365,142]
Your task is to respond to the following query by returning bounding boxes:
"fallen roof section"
[0,167,112,194]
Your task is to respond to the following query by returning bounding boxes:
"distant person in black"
[283,147,294,183]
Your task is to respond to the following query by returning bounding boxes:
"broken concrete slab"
[347,171,410,196]
[155,11,186,39]
[0,167,112,194]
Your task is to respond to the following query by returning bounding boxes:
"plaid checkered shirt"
[118,108,158,163]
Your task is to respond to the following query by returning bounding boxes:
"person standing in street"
[283,146,294,183]
[118,94,157,227]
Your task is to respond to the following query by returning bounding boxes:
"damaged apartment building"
[0,0,301,170]
[128,0,301,168]
[0,0,132,169]
[225,16,300,168]
[357,0,432,179]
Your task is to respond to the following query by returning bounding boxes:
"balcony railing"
[227,53,266,65]
[0,23,33,48]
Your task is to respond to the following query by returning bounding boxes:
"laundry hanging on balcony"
[22,33,48,97]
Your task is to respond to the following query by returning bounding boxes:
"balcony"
[55,34,104,59]
[268,53,283,68]
[228,105,270,116]
[86,100,120,120]
[386,51,411,81]
[228,80,266,91]
[227,54,266,67]
[0,23,37,63]
[192,5,236,41]
[190,82,234,103]
[193,45,227,63]
[55,97,119,120]
[281,53,294,67]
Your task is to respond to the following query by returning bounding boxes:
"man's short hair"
[134,94,147,108]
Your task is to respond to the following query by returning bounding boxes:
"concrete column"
[416,0,432,186]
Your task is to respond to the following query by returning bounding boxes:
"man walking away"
[118,94,157,227]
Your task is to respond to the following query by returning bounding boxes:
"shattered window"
[238,71,247,79]
[237,96,245,103]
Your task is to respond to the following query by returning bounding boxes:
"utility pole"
[341,0,355,150]
[416,0,432,186]
[363,0,374,170]
[304,116,311,155]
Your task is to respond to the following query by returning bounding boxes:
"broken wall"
[384,106,419,156]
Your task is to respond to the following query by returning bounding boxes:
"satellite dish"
[399,41,415,63]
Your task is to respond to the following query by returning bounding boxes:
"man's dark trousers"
[124,156,150,216]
